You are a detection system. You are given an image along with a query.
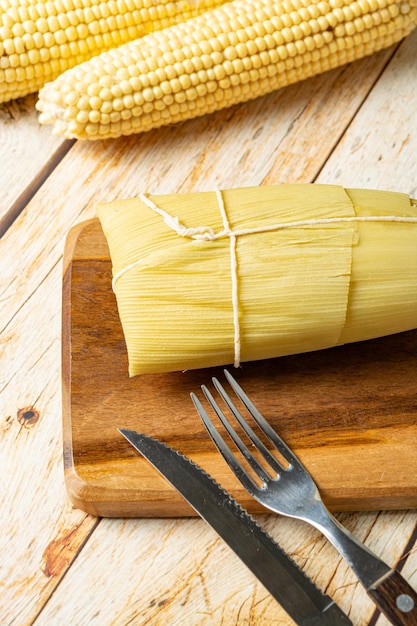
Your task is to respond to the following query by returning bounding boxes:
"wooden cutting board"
[62,218,417,517]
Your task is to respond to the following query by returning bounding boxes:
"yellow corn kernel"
[0,0,230,103]
[37,0,417,139]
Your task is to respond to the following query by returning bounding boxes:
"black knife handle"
[368,569,417,625]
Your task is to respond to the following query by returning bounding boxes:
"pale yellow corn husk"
[96,184,417,376]
[0,0,229,103]
[37,0,417,139]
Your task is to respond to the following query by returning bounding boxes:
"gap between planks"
[0,139,75,239]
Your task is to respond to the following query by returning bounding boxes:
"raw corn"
[36,0,417,139]
[96,184,417,376]
[0,0,229,103]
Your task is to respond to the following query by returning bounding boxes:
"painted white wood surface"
[0,94,71,234]
[1,31,416,626]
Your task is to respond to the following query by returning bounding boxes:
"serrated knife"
[119,429,352,626]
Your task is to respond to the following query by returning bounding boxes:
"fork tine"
[190,392,262,490]
[202,383,277,482]
[212,377,285,475]
[224,370,300,469]
[201,385,273,483]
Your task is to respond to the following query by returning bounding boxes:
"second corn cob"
[0,0,229,103]
[36,0,417,139]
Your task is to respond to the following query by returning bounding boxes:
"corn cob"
[0,0,229,103]
[96,184,417,376]
[37,0,417,139]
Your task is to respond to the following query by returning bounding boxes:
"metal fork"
[191,370,417,626]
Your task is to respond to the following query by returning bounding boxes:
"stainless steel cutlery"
[191,369,417,626]
[120,428,352,626]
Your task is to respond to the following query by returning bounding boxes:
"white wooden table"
[1,31,417,625]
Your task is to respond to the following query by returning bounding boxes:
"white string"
[138,192,217,239]
[111,193,216,291]
[215,189,241,368]
[111,191,417,367]
[224,214,417,238]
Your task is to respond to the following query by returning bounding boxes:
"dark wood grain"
[62,219,417,517]
[368,569,417,625]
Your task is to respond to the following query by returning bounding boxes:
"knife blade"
[119,429,352,626]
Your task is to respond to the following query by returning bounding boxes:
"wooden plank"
[29,509,417,625]
[0,94,72,235]
[33,516,296,625]
[0,266,98,625]
[317,30,417,193]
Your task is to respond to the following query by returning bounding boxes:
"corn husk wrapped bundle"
[97,184,417,376]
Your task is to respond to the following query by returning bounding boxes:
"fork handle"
[367,569,417,625]
[312,506,417,625]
